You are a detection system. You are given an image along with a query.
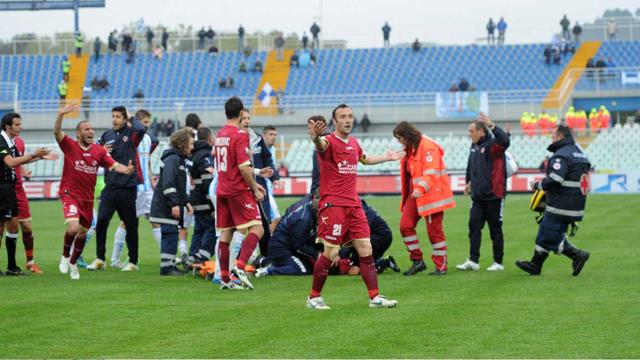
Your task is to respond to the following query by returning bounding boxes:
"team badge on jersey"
[122,136,129,143]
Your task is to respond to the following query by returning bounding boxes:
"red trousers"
[400,197,447,271]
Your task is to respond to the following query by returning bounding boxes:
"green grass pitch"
[1,194,639,358]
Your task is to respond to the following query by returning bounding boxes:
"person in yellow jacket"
[393,121,456,275]
[565,106,575,129]
[589,107,599,134]
[58,79,68,100]
[599,105,611,129]
[75,32,84,57]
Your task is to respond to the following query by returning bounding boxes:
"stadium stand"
[575,41,640,90]
[0,54,64,100]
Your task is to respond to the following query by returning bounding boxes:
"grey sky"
[1,0,637,47]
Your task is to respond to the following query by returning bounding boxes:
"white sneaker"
[69,263,80,280]
[59,256,70,274]
[456,259,480,271]
[121,263,139,272]
[110,261,124,269]
[220,281,246,290]
[86,259,106,271]
[307,296,331,310]
[487,262,504,271]
[254,267,269,278]
[231,267,254,290]
[369,295,398,308]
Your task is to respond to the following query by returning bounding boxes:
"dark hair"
[111,105,128,119]
[76,120,91,131]
[197,127,212,141]
[225,97,244,119]
[556,125,573,139]
[307,115,326,124]
[185,113,202,128]
[393,121,422,153]
[135,109,151,120]
[473,121,489,134]
[1,112,20,132]
[262,125,276,134]
[331,104,351,120]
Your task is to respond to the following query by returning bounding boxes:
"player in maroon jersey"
[54,103,134,280]
[306,104,404,309]
[214,97,265,290]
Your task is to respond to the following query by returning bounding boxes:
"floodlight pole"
[73,0,79,32]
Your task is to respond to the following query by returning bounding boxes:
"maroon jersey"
[14,136,25,187]
[317,132,366,207]
[214,124,251,197]
[58,135,115,201]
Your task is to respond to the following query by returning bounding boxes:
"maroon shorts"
[15,185,31,222]
[317,204,370,246]
[60,193,94,229]
[216,191,262,230]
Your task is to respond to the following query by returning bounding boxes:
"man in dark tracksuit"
[337,200,399,274]
[185,127,216,267]
[89,106,146,271]
[250,128,279,224]
[150,128,193,276]
[457,113,510,271]
[255,195,320,276]
[517,125,590,276]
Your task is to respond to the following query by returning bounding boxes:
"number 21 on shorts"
[332,224,342,236]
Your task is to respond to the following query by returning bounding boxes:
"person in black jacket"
[457,112,510,272]
[516,126,590,276]
[150,128,194,276]
[184,127,216,268]
[88,106,146,271]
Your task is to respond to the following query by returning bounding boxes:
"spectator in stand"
[133,89,144,99]
[208,45,219,56]
[412,39,421,52]
[226,76,234,88]
[487,18,496,45]
[560,15,571,41]
[126,39,136,64]
[243,45,252,57]
[572,22,582,44]
[382,22,391,48]
[360,113,371,133]
[302,32,309,49]
[108,31,117,53]
[206,27,215,46]
[553,49,561,65]
[161,28,169,51]
[91,76,100,91]
[607,19,617,41]
[238,24,245,52]
[121,32,132,53]
[239,61,248,73]
[197,27,206,50]
[459,78,470,92]
[252,59,263,73]
[93,37,102,63]
[153,45,164,60]
[497,17,507,45]
[99,76,110,91]
[165,119,175,136]
[278,163,289,178]
[219,78,227,89]
[310,22,320,50]
[275,35,285,61]
[290,53,299,68]
[146,27,154,51]
[544,46,552,65]
[449,83,459,92]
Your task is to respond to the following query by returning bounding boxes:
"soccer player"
[54,104,134,280]
[110,109,161,268]
[89,106,145,271]
[306,104,403,309]
[214,97,266,290]
[0,113,49,275]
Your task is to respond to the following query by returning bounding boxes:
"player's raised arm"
[54,103,80,142]
[112,160,135,175]
[308,119,328,152]
[360,148,405,165]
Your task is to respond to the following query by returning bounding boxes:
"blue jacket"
[150,148,188,226]
[268,195,318,262]
[99,117,146,189]
[189,140,215,214]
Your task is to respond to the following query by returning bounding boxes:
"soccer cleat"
[69,263,80,280]
[429,269,447,276]
[306,296,331,310]
[26,262,44,274]
[387,256,401,273]
[86,259,106,271]
[5,267,24,276]
[160,266,184,276]
[220,281,246,290]
[59,256,70,274]
[231,267,254,290]
[121,263,139,272]
[369,295,398,309]
[456,259,480,271]
[571,250,590,276]
[110,261,124,270]
[254,267,269,278]
[486,262,504,271]
[403,260,426,275]
[76,256,88,269]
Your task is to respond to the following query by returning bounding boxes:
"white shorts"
[136,189,153,218]
[180,209,194,229]
[268,192,280,220]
